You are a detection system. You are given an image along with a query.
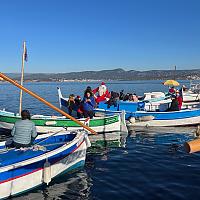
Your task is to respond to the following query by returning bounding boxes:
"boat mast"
[174,65,176,80]
[19,41,26,114]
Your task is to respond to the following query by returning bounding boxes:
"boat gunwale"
[0,131,86,173]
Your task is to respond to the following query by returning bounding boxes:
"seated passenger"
[74,95,83,118]
[107,91,119,108]
[128,93,138,102]
[123,93,129,101]
[11,110,37,148]
[92,82,111,103]
[166,96,179,111]
[132,94,139,102]
[82,91,96,119]
[67,94,75,115]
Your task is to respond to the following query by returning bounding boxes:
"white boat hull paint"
[1,148,86,198]
[128,115,200,127]
[0,118,121,134]
[0,132,88,199]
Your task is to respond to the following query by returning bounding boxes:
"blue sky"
[0,0,200,73]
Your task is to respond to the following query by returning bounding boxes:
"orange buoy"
[184,138,200,153]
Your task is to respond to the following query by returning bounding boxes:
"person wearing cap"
[11,110,37,148]
[92,82,111,103]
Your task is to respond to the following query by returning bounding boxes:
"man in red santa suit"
[92,82,111,103]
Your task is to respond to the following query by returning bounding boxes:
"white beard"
[98,85,107,96]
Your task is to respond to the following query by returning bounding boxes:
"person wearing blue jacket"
[82,90,96,119]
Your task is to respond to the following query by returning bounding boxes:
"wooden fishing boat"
[144,91,200,107]
[128,108,200,127]
[0,109,125,134]
[96,101,200,127]
[57,87,200,127]
[94,101,200,127]
[0,130,90,199]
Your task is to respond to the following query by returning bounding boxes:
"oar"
[0,72,97,135]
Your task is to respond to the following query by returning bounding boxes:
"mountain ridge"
[3,68,200,81]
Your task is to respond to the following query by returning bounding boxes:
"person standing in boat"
[92,82,111,103]
[176,90,183,110]
[82,90,96,119]
[11,110,37,148]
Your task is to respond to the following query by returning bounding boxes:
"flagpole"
[174,65,176,80]
[19,41,26,115]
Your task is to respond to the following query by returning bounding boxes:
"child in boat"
[82,90,96,119]
[11,110,37,148]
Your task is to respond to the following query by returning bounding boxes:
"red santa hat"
[101,82,105,85]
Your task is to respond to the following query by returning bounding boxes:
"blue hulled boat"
[96,101,200,127]
[0,130,90,199]
[57,87,200,127]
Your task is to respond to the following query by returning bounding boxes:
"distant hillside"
[4,68,200,81]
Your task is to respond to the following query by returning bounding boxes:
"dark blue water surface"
[1,80,200,200]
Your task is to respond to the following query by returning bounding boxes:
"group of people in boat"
[66,81,185,117]
[167,86,183,111]
[66,82,140,118]
[8,83,186,149]
[66,82,111,119]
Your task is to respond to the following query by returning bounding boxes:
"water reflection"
[129,127,195,145]
[89,131,128,150]
[12,170,92,200]
[128,128,195,157]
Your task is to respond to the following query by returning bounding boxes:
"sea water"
[0,80,199,200]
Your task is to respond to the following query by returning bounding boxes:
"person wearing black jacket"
[166,95,179,111]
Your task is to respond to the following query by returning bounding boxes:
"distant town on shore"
[3,68,200,82]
